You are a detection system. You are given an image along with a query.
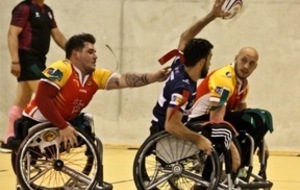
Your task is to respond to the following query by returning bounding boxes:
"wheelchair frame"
[218,132,273,190]
[11,122,112,190]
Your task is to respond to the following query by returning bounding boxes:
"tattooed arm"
[105,67,170,90]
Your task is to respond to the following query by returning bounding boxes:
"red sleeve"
[35,81,68,129]
[11,4,30,28]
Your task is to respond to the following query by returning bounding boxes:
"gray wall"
[1,0,299,151]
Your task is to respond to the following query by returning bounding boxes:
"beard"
[234,66,247,80]
[200,66,209,78]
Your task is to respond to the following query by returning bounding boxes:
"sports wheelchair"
[132,109,274,190]
[132,130,222,190]
[218,109,274,190]
[9,120,113,190]
[218,133,273,190]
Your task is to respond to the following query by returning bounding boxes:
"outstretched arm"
[178,0,226,51]
[105,66,170,90]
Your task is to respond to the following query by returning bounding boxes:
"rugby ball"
[221,0,243,20]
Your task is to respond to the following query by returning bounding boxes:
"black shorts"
[189,111,270,166]
[150,121,235,151]
[18,49,46,82]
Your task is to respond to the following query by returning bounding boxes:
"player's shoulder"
[171,72,195,93]
[43,59,72,80]
[49,59,71,70]
[211,64,234,80]
[13,0,30,11]
[93,68,112,75]
[43,3,53,12]
[18,0,30,6]
[91,68,114,89]
[92,68,113,82]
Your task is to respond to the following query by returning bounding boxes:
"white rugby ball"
[221,0,243,20]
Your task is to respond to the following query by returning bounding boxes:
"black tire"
[133,131,221,190]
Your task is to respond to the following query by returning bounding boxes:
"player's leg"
[3,82,32,143]
[2,50,45,149]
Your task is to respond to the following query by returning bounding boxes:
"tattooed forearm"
[142,74,149,84]
[110,77,120,87]
[125,73,149,87]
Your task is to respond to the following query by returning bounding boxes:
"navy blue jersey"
[11,0,57,56]
[151,57,197,129]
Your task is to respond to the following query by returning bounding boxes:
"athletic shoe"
[237,167,249,182]
[0,141,12,153]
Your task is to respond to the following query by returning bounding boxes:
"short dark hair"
[65,33,96,59]
[183,38,213,67]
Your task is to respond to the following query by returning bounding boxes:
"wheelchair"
[10,121,113,190]
[133,109,274,190]
[218,109,274,190]
[133,130,221,190]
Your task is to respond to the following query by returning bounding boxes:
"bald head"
[234,47,259,80]
[238,47,259,62]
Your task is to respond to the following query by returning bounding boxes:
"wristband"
[12,61,20,65]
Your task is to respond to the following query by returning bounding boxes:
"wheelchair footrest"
[236,180,273,189]
[95,181,113,190]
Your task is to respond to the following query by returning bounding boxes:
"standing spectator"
[0,0,67,152]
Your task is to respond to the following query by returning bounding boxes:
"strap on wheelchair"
[210,88,229,111]
[241,109,274,133]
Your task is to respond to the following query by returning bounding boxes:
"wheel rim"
[16,127,100,190]
[134,132,220,190]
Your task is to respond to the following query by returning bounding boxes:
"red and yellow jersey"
[189,64,248,118]
[24,59,113,121]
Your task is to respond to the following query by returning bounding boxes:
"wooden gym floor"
[0,147,299,189]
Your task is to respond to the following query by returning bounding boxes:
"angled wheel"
[14,122,101,190]
[133,131,221,190]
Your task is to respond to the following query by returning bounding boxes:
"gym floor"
[0,147,299,190]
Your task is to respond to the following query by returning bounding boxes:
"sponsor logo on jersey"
[171,94,183,106]
[46,68,63,81]
[87,80,92,87]
[215,86,224,95]
[225,71,231,78]
[182,79,190,85]
[35,12,40,18]
[48,12,53,19]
